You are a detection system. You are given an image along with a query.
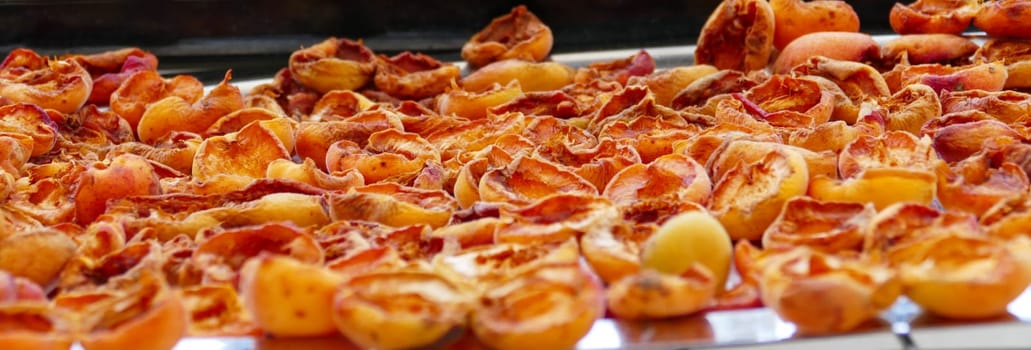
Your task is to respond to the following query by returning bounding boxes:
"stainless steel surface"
[199,35,1028,349]
[908,323,1031,349]
[906,292,1031,349]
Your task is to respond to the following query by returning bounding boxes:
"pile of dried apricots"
[1,0,1031,349]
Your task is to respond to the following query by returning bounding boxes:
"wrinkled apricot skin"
[0,49,92,114]
[709,141,833,185]
[878,84,941,135]
[194,223,324,285]
[82,296,186,350]
[974,0,1031,39]
[295,113,402,171]
[373,52,461,100]
[80,274,187,350]
[891,0,980,35]
[437,82,523,120]
[433,239,581,286]
[710,149,810,241]
[180,284,258,336]
[771,0,860,50]
[137,72,244,145]
[933,120,1021,163]
[331,272,472,350]
[604,153,711,217]
[488,90,581,118]
[696,0,776,72]
[938,160,1030,217]
[739,75,835,125]
[576,50,656,86]
[580,222,649,284]
[671,70,759,109]
[774,32,880,74]
[495,194,619,245]
[0,134,31,176]
[479,155,597,206]
[862,203,982,266]
[762,197,875,253]
[882,34,979,65]
[983,196,1031,240]
[759,248,901,335]
[628,65,717,107]
[205,107,286,139]
[308,90,374,121]
[837,132,939,179]
[607,266,719,319]
[0,103,59,157]
[975,38,1031,90]
[322,185,455,228]
[325,128,439,184]
[471,263,604,350]
[289,38,376,93]
[790,56,891,108]
[192,121,290,182]
[462,5,553,68]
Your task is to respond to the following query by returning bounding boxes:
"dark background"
[0,0,901,82]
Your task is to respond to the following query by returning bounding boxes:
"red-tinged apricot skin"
[774,32,880,74]
[882,34,979,65]
[74,154,162,225]
[576,50,656,85]
[934,120,1021,163]
[0,271,47,302]
[85,51,158,105]
[919,62,1009,94]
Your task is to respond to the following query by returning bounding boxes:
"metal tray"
[180,35,1031,349]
